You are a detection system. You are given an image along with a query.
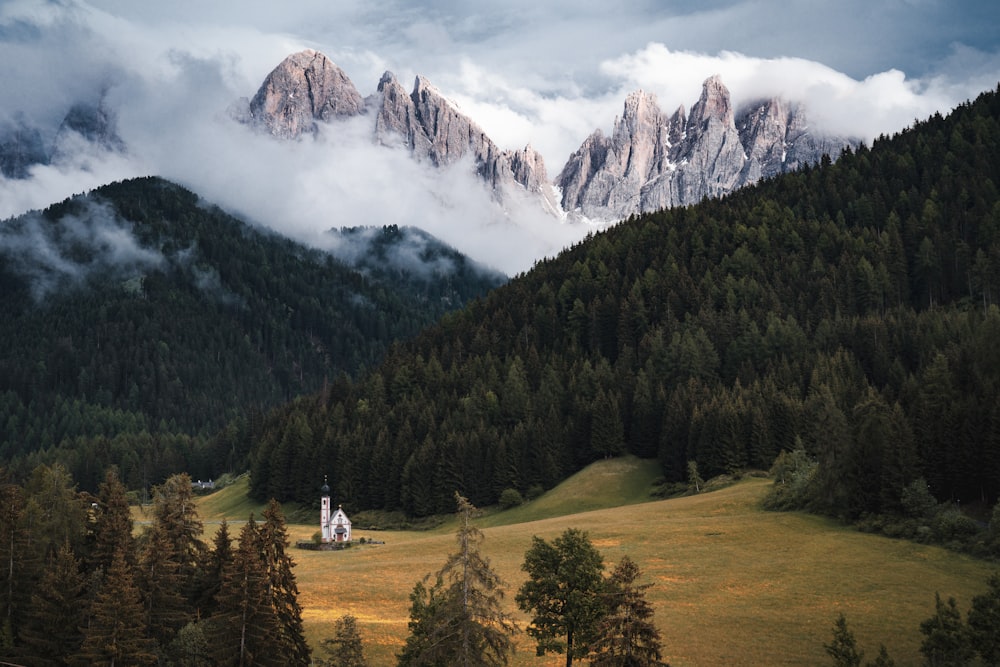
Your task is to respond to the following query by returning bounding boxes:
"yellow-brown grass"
[202,465,997,666]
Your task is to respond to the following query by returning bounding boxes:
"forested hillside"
[248,85,1000,523]
[0,178,504,490]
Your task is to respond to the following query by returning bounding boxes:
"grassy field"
[197,459,997,666]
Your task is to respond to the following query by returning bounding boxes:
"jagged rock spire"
[248,49,364,139]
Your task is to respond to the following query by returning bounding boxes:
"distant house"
[319,478,352,543]
[192,479,215,491]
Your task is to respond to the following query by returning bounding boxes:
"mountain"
[0,176,504,490]
[556,76,855,219]
[237,50,846,222]
[235,49,560,214]
[242,49,365,138]
[1,48,852,242]
[245,86,1000,524]
[0,98,125,178]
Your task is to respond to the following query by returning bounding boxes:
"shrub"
[764,449,817,511]
[930,506,979,543]
[901,478,939,520]
[498,488,524,509]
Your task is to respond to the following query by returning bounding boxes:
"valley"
[196,459,997,666]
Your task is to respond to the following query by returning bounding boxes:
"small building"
[319,478,352,543]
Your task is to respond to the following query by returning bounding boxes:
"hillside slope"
[0,177,504,490]
[248,85,1000,524]
[280,475,996,666]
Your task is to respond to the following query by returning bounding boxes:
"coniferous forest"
[0,179,504,492]
[247,86,1000,535]
[0,467,311,665]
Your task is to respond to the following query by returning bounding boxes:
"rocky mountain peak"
[231,51,854,224]
[247,49,364,139]
[556,74,854,220]
[688,74,734,129]
[368,68,555,210]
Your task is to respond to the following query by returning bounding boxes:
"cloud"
[0,146,143,222]
[0,199,165,300]
[0,0,998,275]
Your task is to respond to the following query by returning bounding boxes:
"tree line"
[0,464,310,666]
[247,86,1000,538]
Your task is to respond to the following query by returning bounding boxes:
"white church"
[319,477,352,544]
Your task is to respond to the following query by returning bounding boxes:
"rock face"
[247,49,365,138]
[0,97,125,179]
[236,51,854,221]
[0,121,48,179]
[239,55,557,211]
[372,72,558,212]
[55,102,127,155]
[557,76,854,219]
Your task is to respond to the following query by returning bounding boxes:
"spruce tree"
[967,572,1000,666]
[0,479,29,649]
[319,614,367,667]
[259,498,311,666]
[824,614,863,667]
[194,518,232,618]
[397,577,445,666]
[17,541,86,665]
[919,592,973,667]
[590,556,665,667]
[88,468,135,575]
[137,523,189,647]
[74,545,157,667]
[398,493,517,666]
[208,516,282,667]
[150,473,207,587]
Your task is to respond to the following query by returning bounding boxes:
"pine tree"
[318,614,367,667]
[22,463,89,558]
[74,545,157,667]
[0,479,29,649]
[397,577,445,666]
[919,592,973,667]
[516,528,605,667]
[194,518,232,618]
[137,522,189,647]
[824,614,863,667]
[398,493,517,666]
[966,572,1000,666]
[150,473,207,587]
[589,556,665,667]
[208,516,282,667]
[88,468,135,575]
[17,541,86,665]
[259,499,311,666]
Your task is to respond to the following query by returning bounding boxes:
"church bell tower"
[320,476,331,543]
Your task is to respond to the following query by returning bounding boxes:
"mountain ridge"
[1,48,857,252]
[239,50,855,221]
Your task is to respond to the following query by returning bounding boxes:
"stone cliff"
[557,76,854,220]
[246,49,364,139]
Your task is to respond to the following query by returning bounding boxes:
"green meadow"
[197,459,997,666]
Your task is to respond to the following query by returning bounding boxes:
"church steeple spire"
[320,476,331,542]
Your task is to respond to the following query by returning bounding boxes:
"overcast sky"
[1,0,998,273]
